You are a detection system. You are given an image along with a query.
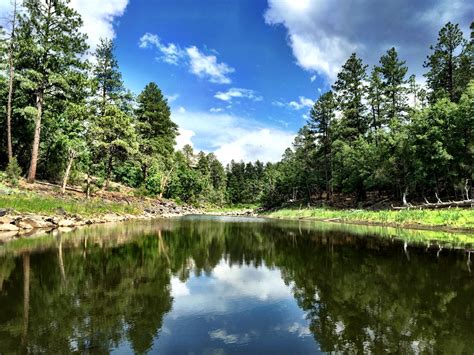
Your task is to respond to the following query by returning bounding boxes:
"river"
[0,215,472,353]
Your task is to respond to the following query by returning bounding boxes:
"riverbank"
[0,182,199,240]
[260,207,474,232]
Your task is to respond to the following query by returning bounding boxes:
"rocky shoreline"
[0,200,200,242]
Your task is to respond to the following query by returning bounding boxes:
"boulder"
[58,219,76,227]
[0,216,15,225]
[0,223,19,231]
[19,217,54,229]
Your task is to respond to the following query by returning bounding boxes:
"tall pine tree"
[17,0,88,182]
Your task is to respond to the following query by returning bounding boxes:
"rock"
[19,217,54,229]
[0,223,19,231]
[58,219,76,227]
[103,213,124,222]
[45,216,61,225]
[17,221,34,230]
[0,216,15,225]
[0,208,8,217]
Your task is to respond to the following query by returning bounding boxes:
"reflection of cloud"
[169,261,293,317]
[212,261,292,301]
[209,329,251,344]
[288,322,311,337]
[171,277,190,297]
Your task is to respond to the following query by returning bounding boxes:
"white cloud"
[139,33,235,84]
[166,94,179,103]
[175,127,195,150]
[288,96,314,110]
[264,0,472,83]
[172,109,295,164]
[214,88,262,102]
[70,0,129,50]
[177,106,186,113]
[186,46,234,84]
[0,0,129,51]
[310,75,317,82]
[209,107,223,113]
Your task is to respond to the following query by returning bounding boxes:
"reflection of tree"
[0,219,472,353]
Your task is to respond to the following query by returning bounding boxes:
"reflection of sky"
[147,259,321,354]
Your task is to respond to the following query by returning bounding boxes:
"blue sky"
[0,0,472,163]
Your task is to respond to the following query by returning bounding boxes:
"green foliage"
[5,157,21,187]
[424,22,472,102]
[262,23,473,208]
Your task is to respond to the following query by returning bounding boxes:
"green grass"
[204,204,259,213]
[0,194,142,217]
[262,207,474,230]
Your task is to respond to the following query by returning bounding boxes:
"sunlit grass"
[0,194,142,217]
[204,204,259,213]
[262,207,474,229]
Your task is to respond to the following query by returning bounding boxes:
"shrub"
[5,157,22,187]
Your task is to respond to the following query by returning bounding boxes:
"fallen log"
[392,199,473,210]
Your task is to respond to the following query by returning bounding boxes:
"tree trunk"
[105,152,113,189]
[5,0,17,162]
[27,90,44,183]
[6,51,15,161]
[61,150,76,194]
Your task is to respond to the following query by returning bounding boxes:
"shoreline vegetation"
[260,207,474,233]
[0,181,472,246]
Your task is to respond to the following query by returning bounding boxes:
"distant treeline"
[261,22,473,207]
[0,0,472,207]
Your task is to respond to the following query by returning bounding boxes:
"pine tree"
[309,91,335,192]
[91,105,138,187]
[93,38,125,113]
[332,53,368,139]
[367,66,385,132]
[136,82,178,181]
[3,0,20,162]
[424,22,469,102]
[16,0,88,183]
[379,47,408,123]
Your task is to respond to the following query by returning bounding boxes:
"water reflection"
[0,216,472,353]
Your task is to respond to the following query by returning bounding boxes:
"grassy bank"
[262,207,474,231]
[0,194,142,217]
[204,204,258,213]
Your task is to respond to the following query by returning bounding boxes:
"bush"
[6,157,22,187]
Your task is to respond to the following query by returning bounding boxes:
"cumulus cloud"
[175,127,195,150]
[186,46,235,84]
[264,0,473,82]
[214,88,262,102]
[0,0,129,51]
[273,96,314,110]
[288,96,314,110]
[139,32,235,84]
[70,0,129,50]
[172,109,295,164]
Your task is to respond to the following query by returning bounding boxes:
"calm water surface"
[0,216,473,354]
